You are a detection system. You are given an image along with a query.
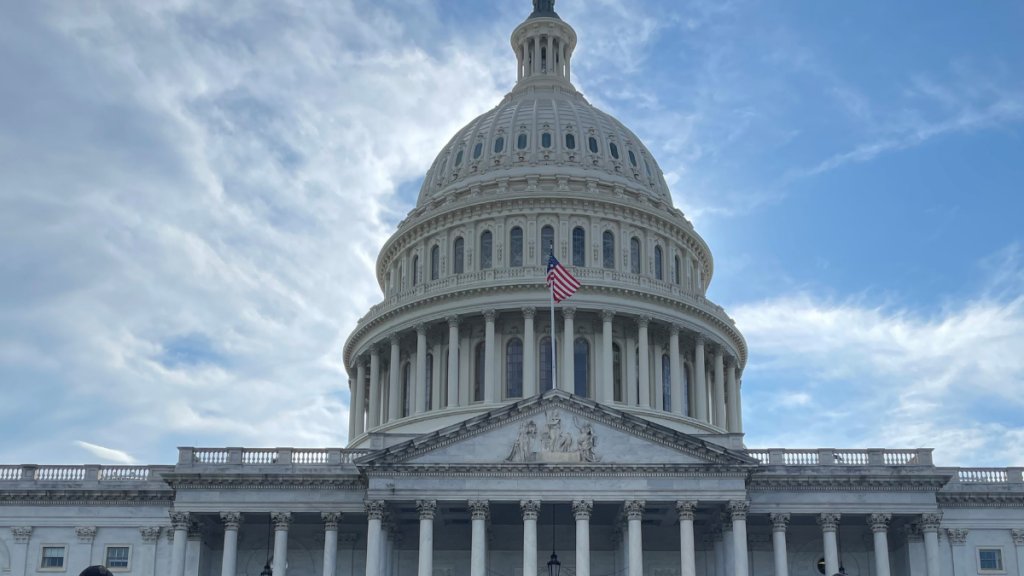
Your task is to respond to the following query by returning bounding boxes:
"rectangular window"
[41,546,66,570]
[979,549,1003,572]
[106,546,132,571]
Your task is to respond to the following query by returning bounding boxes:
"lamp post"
[261,518,273,576]
[547,505,561,576]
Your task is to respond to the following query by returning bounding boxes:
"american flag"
[546,254,581,303]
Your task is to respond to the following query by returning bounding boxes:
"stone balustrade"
[956,467,1024,483]
[746,448,934,466]
[181,447,371,467]
[0,464,172,484]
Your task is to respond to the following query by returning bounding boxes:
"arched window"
[565,134,576,150]
[539,337,555,392]
[603,231,615,269]
[480,231,493,269]
[662,355,671,412]
[654,246,663,280]
[474,343,486,402]
[610,143,620,159]
[645,159,652,177]
[613,343,623,402]
[572,227,585,266]
[455,150,464,167]
[588,137,599,153]
[425,353,434,411]
[510,227,524,267]
[574,338,589,397]
[473,143,483,159]
[541,225,555,256]
[630,237,641,274]
[411,255,419,286]
[494,137,505,154]
[396,263,403,290]
[507,338,524,398]
[453,238,465,274]
[402,363,411,417]
[430,246,440,280]
[542,133,552,148]
[628,150,637,167]
[674,256,681,284]
[518,134,528,150]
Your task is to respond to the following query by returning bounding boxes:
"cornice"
[937,492,1024,508]
[0,490,174,506]
[163,474,366,491]
[365,463,752,477]
[749,473,951,492]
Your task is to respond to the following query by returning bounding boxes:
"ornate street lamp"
[547,504,561,576]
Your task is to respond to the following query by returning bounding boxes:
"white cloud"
[74,441,136,464]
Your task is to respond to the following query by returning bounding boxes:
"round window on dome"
[565,134,576,150]
[589,137,599,153]
[494,137,504,154]
[473,143,483,159]
[628,150,637,167]
[518,134,528,150]
[455,150,464,167]
[542,133,552,148]
[610,143,620,159]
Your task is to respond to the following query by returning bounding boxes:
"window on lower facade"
[474,343,486,402]
[402,364,411,417]
[507,338,523,398]
[574,338,589,397]
[106,547,130,570]
[979,549,1003,572]
[613,343,623,402]
[539,337,555,392]
[662,354,671,411]
[425,353,433,411]
[41,547,65,569]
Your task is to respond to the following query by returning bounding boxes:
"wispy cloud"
[74,441,136,464]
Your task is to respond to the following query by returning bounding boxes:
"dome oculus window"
[542,133,552,148]
[455,150,464,167]
[494,137,504,154]
[628,150,637,167]
[473,143,483,159]
[610,143,620,159]
[565,134,576,150]
[518,134,528,150]
[588,137,599,153]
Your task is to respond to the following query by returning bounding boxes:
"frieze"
[505,410,600,463]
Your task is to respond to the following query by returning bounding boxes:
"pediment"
[356,390,758,468]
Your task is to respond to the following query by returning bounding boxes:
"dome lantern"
[512,0,577,87]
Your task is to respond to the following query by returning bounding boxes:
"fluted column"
[170,513,189,576]
[625,330,638,406]
[868,514,892,576]
[521,500,541,576]
[726,360,739,432]
[729,502,749,576]
[365,502,386,576]
[388,334,401,422]
[416,501,436,576]
[523,308,537,397]
[947,528,969,576]
[625,501,645,576]
[1010,529,1024,576]
[711,524,725,576]
[601,310,615,403]
[694,336,707,422]
[669,326,683,413]
[369,347,381,428]
[819,514,841,576]
[677,501,697,576]
[469,501,489,576]
[353,361,367,436]
[770,514,790,576]
[574,500,593,576]
[322,513,341,576]
[446,316,460,408]
[533,38,541,75]
[921,514,941,576]
[714,348,726,427]
[720,514,734,576]
[563,307,576,393]
[271,513,292,576]
[220,513,242,576]
[415,324,428,414]
[484,310,497,402]
[637,317,651,407]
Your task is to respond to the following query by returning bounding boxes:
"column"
[271,513,292,576]
[533,37,541,75]
[321,513,341,576]
[10,527,31,576]
[1010,530,1024,576]
[947,529,969,576]
[637,317,651,407]
[625,500,645,576]
[469,501,489,576]
[728,502,749,576]
[170,512,189,576]
[669,326,682,414]
[546,36,553,74]
[920,514,942,576]
[736,376,744,432]
[625,330,638,406]
[601,311,615,403]
[677,501,698,576]
[563,307,576,393]
[354,361,367,435]
[521,500,541,576]
[868,514,892,576]
[220,513,243,576]
[139,528,161,576]
[517,44,523,80]
[714,349,726,427]
[770,514,790,576]
[74,527,97,574]
[446,316,460,408]
[369,347,381,428]
[818,514,841,576]
[559,42,566,77]
[484,310,497,402]
[694,336,708,422]
[365,502,385,576]
[653,340,664,411]
[523,308,537,397]
[388,334,401,421]
[722,514,734,576]
[415,324,428,414]
[574,500,593,576]
[712,525,725,576]
[726,360,740,432]
[417,501,436,576]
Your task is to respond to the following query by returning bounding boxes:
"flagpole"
[549,243,557,393]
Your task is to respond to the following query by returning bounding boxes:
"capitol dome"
[344,1,747,449]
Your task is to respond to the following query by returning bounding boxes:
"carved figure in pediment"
[543,410,574,453]
[573,417,600,462]
[506,421,538,463]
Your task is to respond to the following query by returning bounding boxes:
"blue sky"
[1,0,1022,467]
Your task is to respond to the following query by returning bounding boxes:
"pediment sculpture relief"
[505,409,600,463]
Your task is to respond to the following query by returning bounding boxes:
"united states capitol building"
[2,3,1022,576]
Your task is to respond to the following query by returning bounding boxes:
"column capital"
[725,356,736,369]
[271,512,292,530]
[946,528,969,545]
[669,324,682,336]
[695,333,706,346]
[624,500,645,520]
[676,500,698,521]
[446,315,461,327]
[365,500,387,520]
[417,500,437,520]
[339,533,359,543]
[636,315,651,329]
[321,512,342,530]
[220,512,244,530]
[187,522,206,541]
[868,513,892,533]
[817,513,841,533]
[369,344,381,356]
[75,527,97,544]
[140,527,162,543]
[572,499,593,520]
[416,323,428,336]
[920,512,943,533]
[483,310,498,322]
[389,332,401,345]
[562,307,577,320]
[902,524,923,543]
[727,500,750,521]
[469,500,490,520]
[10,527,31,543]
[713,346,725,358]
[1010,528,1024,546]
[170,511,191,531]
[601,309,616,323]
[770,513,790,533]
[522,307,537,320]
[520,499,541,520]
